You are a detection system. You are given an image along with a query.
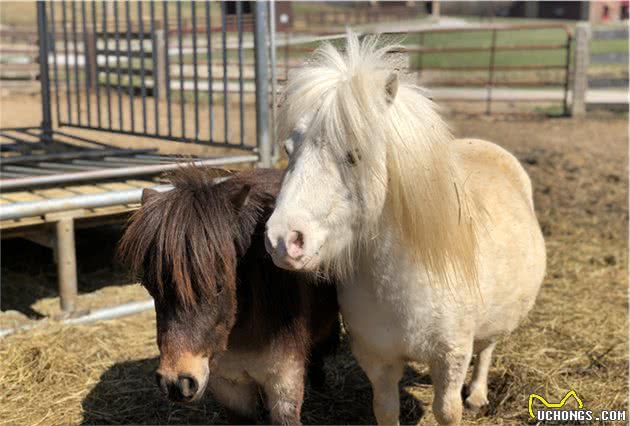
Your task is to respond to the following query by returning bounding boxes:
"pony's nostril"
[155,372,168,396]
[178,374,199,399]
[286,230,305,259]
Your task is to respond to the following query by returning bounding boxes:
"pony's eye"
[345,150,360,166]
[283,139,294,156]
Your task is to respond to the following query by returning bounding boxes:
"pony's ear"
[231,184,252,210]
[385,72,398,104]
[141,188,160,205]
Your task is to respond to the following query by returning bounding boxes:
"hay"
[1,116,627,425]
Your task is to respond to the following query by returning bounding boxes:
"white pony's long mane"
[279,32,480,288]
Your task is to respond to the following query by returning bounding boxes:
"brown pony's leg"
[263,362,305,425]
[225,409,257,425]
[307,349,327,390]
[208,377,258,424]
[308,313,340,390]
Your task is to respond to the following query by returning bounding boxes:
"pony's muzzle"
[265,227,306,269]
[155,371,200,402]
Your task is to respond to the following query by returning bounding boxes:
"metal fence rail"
[300,5,426,29]
[589,25,628,89]
[278,23,573,115]
[0,28,40,83]
[397,24,572,115]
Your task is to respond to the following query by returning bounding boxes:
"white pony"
[265,32,545,425]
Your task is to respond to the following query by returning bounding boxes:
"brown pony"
[119,167,340,425]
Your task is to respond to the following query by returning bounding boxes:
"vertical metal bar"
[163,3,172,137]
[102,2,112,129]
[221,2,229,143]
[71,1,81,125]
[81,1,91,126]
[269,0,278,161]
[254,2,271,167]
[37,1,53,143]
[236,1,244,146]
[125,1,135,132]
[486,28,497,115]
[284,31,290,81]
[150,1,159,134]
[92,1,101,128]
[191,1,199,140]
[562,32,572,116]
[177,2,186,139]
[62,1,73,123]
[138,1,147,134]
[418,32,424,74]
[205,1,214,142]
[49,2,61,132]
[114,1,124,130]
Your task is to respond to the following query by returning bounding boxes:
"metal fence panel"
[41,1,271,153]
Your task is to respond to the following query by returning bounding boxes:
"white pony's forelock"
[279,31,481,289]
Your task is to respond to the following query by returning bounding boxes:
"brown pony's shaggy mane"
[118,166,279,309]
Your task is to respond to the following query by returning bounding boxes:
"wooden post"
[571,22,591,117]
[55,217,78,313]
[432,1,440,21]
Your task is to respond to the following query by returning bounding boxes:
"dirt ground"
[0,91,628,425]
[0,93,258,159]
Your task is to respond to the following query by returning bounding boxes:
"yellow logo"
[528,390,584,419]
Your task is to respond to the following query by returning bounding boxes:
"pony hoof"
[464,392,489,410]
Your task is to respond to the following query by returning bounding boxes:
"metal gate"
[1,1,272,190]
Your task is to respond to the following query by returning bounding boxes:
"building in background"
[589,1,629,22]
[426,1,629,22]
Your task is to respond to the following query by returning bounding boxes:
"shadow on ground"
[80,344,427,425]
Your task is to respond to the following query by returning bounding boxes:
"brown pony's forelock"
[119,166,264,309]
